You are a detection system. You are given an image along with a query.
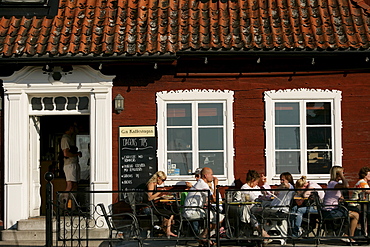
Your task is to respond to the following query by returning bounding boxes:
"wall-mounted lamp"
[52,71,62,81]
[114,94,124,114]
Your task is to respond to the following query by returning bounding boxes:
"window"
[157,89,234,185]
[1,0,46,3]
[30,96,89,113]
[0,0,58,17]
[264,89,342,183]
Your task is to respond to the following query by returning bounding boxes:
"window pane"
[167,128,192,151]
[167,153,192,175]
[31,97,42,110]
[67,97,77,110]
[275,127,300,149]
[78,97,89,110]
[307,151,332,174]
[167,104,191,126]
[198,103,223,126]
[307,127,331,149]
[2,0,45,3]
[55,97,66,110]
[199,152,224,175]
[43,97,53,110]
[276,151,300,174]
[199,128,223,150]
[307,102,331,125]
[275,102,299,125]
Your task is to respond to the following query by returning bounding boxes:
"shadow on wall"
[104,65,163,89]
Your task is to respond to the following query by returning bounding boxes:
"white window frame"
[264,89,342,185]
[29,95,90,115]
[1,0,46,4]
[157,89,235,186]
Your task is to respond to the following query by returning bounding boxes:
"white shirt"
[270,183,295,208]
[183,179,211,219]
[61,134,78,166]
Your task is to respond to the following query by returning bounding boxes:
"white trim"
[29,116,41,217]
[2,65,114,229]
[264,88,342,185]
[156,89,235,186]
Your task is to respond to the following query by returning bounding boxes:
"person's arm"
[63,148,82,158]
[261,175,273,196]
[210,177,219,203]
[363,183,370,194]
[185,182,193,190]
[334,170,349,188]
[147,182,162,201]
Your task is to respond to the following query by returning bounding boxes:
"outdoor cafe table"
[345,199,370,237]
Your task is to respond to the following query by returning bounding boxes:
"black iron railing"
[44,178,370,247]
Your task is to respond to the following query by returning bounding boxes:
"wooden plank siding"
[111,71,370,188]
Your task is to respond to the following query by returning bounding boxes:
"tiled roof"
[1,0,370,59]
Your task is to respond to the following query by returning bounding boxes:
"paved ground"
[99,238,370,247]
[0,239,370,247]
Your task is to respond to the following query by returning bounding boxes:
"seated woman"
[234,170,271,243]
[145,171,177,237]
[270,172,295,209]
[323,166,359,243]
[347,167,370,236]
[351,166,370,201]
[290,176,322,237]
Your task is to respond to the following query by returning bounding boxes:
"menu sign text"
[119,126,157,191]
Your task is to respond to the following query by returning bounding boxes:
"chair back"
[311,191,323,218]
[97,203,114,231]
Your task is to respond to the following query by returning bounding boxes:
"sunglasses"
[160,178,166,182]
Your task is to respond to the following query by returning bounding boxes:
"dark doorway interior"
[39,115,90,215]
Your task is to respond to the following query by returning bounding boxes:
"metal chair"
[313,191,350,239]
[174,190,213,244]
[260,189,295,245]
[300,192,320,238]
[123,191,161,238]
[175,191,208,238]
[97,203,140,246]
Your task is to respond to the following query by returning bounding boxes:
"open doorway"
[39,115,90,215]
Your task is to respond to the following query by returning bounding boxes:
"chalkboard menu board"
[119,126,157,191]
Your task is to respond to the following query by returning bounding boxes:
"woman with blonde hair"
[323,166,359,243]
[146,171,177,237]
[295,176,324,201]
[291,176,322,237]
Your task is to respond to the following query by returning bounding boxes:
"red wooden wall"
[111,71,370,189]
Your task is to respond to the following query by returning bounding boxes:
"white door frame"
[29,116,41,217]
[2,65,114,229]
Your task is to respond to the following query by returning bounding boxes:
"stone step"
[1,228,108,241]
[17,216,98,231]
[2,215,108,241]
[0,240,108,247]
[17,217,52,231]
[1,230,50,241]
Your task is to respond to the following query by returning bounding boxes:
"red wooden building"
[0,0,370,229]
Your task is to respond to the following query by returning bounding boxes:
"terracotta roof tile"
[1,0,370,58]
[351,4,370,48]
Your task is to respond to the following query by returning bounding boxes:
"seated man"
[183,167,224,245]
[233,170,271,242]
